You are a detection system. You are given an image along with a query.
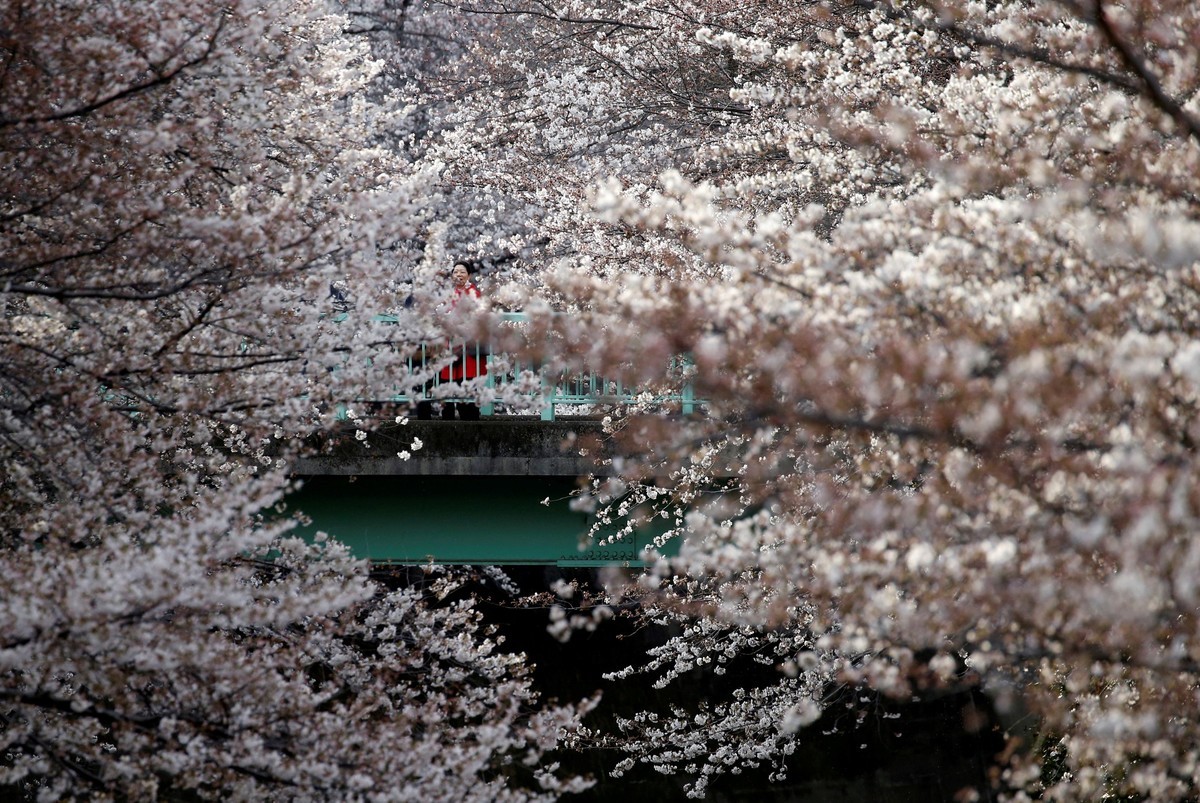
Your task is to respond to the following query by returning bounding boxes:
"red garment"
[440,282,486,381]
[454,282,481,301]
[439,345,486,381]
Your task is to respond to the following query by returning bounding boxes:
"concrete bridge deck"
[293,417,609,477]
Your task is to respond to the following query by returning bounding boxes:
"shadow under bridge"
[289,419,673,567]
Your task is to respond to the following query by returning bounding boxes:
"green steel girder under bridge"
[289,419,675,567]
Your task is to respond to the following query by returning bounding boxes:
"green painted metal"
[289,475,670,567]
[338,311,698,421]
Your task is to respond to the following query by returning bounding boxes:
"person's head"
[451,263,471,288]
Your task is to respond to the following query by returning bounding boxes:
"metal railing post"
[540,371,556,421]
[481,347,495,416]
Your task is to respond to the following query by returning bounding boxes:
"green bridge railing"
[353,311,697,421]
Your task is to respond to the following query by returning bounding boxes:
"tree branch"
[0,17,225,129]
[854,0,1200,146]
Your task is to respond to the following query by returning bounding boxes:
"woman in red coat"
[421,263,486,420]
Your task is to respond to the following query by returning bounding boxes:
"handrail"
[341,310,697,421]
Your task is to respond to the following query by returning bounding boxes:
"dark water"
[377,566,1007,802]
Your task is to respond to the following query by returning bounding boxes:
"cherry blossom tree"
[424,0,1200,798]
[1,1,585,798]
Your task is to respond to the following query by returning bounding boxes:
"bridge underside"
[290,420,673,566]
[290,474,660,567]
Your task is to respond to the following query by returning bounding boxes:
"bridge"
[289,313,689,566]
[335,311,697,421]
[291,419,674,567]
